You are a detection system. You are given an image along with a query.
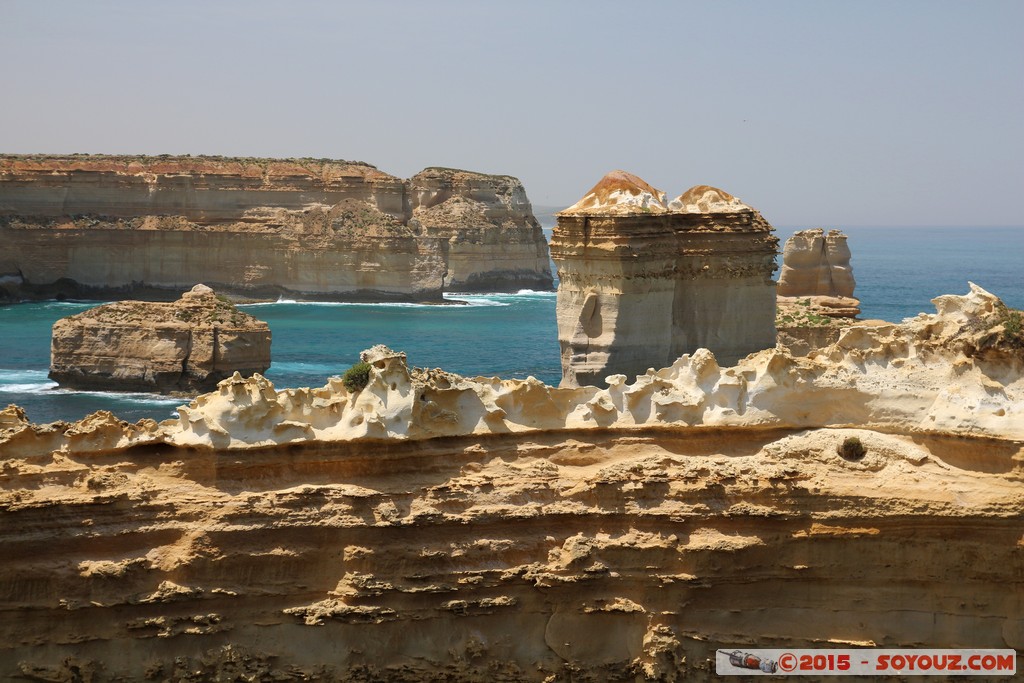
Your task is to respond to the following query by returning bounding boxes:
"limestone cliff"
[1,285,1021,680]
[551,172,777,387]
[49,284,271,394]
[410,168,553,291]
[0,155,552,301]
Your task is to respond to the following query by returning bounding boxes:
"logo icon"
[728,650,778,674]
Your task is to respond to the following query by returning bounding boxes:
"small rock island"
[49,284,271,394]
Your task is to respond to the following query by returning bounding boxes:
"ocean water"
[0,225,1020,425]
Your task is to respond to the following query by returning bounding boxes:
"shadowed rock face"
[0,155,552,301]
[551,171,778,387]
[48,284,271,394]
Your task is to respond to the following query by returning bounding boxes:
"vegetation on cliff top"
[776,298,838,328]
[980,302,1024,350]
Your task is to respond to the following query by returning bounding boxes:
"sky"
[1,0,1022,226]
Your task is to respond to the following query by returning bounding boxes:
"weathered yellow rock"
[410,167,553,292]
[49,284,271,394]
[551,171,778,386]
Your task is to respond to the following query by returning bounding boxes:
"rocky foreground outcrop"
[551,171,778,386]
[1,285,1022,680]
[0,155,552,301]
[49,284,271,393]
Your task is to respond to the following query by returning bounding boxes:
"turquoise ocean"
[1,225,1021,425]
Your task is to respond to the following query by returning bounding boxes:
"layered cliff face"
[550,171,777,387]
[1,285,1021,680]
[0,155,552,301]
[410,168,553,291]
[49,284,271,394]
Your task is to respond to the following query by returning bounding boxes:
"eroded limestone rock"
[776,228,860,354]
[5,282,1011,456]
[49,284,271,394]
[551,171,778,386]
[1,286,1022,680]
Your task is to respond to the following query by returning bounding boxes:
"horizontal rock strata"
[1,284,1021,680]
[0,155,552,301]
[551,173,778,386]
[49,284,271,393]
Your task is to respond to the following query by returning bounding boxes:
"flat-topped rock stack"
[49,284,271,394]
[0,155,552,302]
[550,171,778,386]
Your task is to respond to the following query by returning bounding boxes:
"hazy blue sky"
[2,1,1022,226]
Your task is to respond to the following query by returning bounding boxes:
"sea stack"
[550,171,778,386]
[49,284,271,394]
[777,228,860,317]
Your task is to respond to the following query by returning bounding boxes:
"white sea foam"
[241,300,448,309]
[0,369,52,383]
[0,369,185,404]
[444,289,555,300]
[0,369,58,394]
[62,390,185,405]
[0,382,58,394]
[239,290,556,310]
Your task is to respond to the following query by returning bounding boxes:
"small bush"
[999,305,1023,347]
[342,361,372,392]
[837,436,867,461]
[978,303,1024,352]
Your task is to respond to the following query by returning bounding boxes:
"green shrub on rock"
[342,361,372,392]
